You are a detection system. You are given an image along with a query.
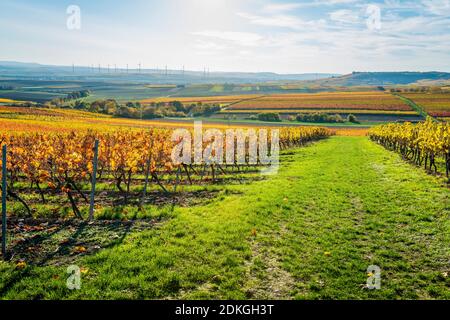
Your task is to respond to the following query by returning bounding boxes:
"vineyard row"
[369,118,450,178]
[0,127,333,219]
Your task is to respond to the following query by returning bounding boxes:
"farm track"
[393,93,428,119]
[222,95,266,110]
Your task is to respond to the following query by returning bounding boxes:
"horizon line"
[1,60,450,76]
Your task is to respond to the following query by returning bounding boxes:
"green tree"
[347,114,358,123]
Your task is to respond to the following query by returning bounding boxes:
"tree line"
[48,95,221,119]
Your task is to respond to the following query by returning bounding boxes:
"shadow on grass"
[0,220,145,296]
[0,267,32,297]
[4,219,150,266]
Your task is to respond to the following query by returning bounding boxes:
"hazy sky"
[0,0,449,74]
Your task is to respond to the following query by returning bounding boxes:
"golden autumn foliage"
[369,118,450,176]
[0,126,333,217]
[0,126,333,188]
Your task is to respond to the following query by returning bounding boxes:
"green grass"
[394,93,428,119]
[0,137,449,299]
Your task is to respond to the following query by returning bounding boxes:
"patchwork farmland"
[400,92,450,118]
[140,94,263,106]
[216,91,423,122]
[226,92,410,111]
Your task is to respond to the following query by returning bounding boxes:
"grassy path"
[1,137,449,299]
[393,93,428,119]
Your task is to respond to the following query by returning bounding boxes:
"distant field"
[333,127,369,136]
[0,80,329,103]
[0,98,17,103]
[0,89,426,125]
[140,94,262,105]
[144,84,178,88]
[0,90,66,102]
[401,92,450,117]
[0,105,365,135]
[227,92,413,112]
[0,105,274,133]
[220,108,417,115]
[141,92,417,118]
[0,106,111,118]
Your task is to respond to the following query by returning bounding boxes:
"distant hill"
[2,62,449,86]
[0,61,43,68]
[315,72,450,86]
[0,61,338,84]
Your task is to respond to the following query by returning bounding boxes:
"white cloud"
[329,9,361,24]
[383,16,429,32]
[262,3,303,13]
[194,40,228,51]
[196,0,450,72]
[237,12,326,30]
[313,0,361,6]
[192,30,264,47]
[325,0,360,4]
[421,0,450,16]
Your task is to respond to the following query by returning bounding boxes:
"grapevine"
[369,118,450,178]
[0,126,333,218]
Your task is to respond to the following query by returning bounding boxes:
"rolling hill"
[316,72,450,86]
[0,61,338,84]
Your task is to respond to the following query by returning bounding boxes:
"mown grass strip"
[393,93,428,119]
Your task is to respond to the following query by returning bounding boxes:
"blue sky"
[0,0,449,73]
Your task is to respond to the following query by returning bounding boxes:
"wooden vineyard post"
[89,140,99,221]
[140,154,151,207]
[1,145,7,258]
